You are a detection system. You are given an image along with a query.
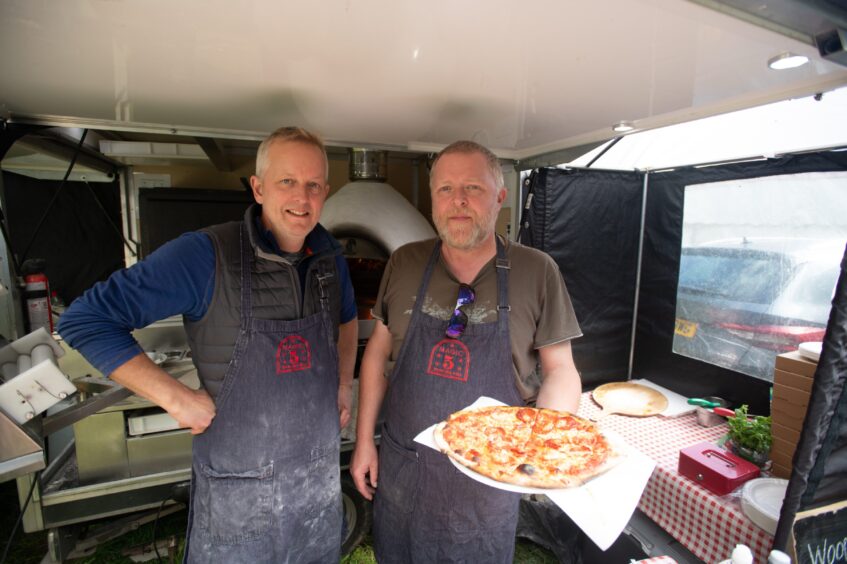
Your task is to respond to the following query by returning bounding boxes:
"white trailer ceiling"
[1,0,846,159]
[570,86,847,170]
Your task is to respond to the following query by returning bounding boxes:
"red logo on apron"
[276,335,312,374]
[427,339,470,382]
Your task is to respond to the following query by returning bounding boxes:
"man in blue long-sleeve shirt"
[59,126,357,562]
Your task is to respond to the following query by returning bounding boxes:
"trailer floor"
[3,481,557,563]
[2,479,47,563]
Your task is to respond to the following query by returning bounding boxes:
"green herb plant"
[726,404,772,454]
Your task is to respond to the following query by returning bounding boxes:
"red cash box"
[678,442,760,495]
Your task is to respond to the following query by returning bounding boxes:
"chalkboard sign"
[794,499,847,564]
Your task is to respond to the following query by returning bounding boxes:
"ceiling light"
[612,121,634,133]
[768,52,809,70]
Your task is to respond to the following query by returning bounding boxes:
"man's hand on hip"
[171,387,216,435]
[111,353,216,436]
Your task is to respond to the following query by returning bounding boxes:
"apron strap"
[239,223,254,329]
[387,240,442,374]
[408,240,443,324]
[312,258,335,312]
[494,236,510,335]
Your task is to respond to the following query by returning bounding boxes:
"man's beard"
[434,207,497,251]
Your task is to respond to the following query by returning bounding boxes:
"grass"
[341,537,377,563]
[514,539,559,563]
[69,511,187,563]
[0,477,186,564]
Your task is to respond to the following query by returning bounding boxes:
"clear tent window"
[672,172,847,380]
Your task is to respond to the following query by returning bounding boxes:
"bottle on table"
[768,549,791,563]
[718,544,753,564]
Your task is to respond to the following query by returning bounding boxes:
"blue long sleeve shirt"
[58,222,356,377]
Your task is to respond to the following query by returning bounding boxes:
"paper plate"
[798,341,822,363]
[741,478,788,535]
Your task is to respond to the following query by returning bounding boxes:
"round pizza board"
[591,382,668,419]
[448,457,550,494]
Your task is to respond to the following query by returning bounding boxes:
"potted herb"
[726,405,772,467]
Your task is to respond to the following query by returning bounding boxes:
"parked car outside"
[673,237,845,380]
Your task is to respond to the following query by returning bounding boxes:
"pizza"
[432,405,621,489]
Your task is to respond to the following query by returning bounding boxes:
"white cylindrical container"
[17,354,32,373]
[731,544,754,564]
[768,549,791,563]
[31,343,55,366]
[1,362,17,382]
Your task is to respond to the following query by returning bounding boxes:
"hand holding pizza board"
[591,382,669,420]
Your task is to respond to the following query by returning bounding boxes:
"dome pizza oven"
[322,149,435,340]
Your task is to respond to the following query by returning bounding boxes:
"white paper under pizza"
[413,396,656,551]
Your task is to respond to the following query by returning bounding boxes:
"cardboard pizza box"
[771,421,802,446]
[773,383,811,409]
[773,368,814,393]
[771,435,798,458]
[771,446,795,469]
[770,399,807,432]
[772,395,809,423]
[774,351,818,378]
[772,462,793,479]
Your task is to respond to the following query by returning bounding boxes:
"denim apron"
[184,225,342,563]
[374,238,523,563]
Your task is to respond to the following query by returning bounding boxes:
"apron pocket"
[376,431,419,515]
[200,461,274,545]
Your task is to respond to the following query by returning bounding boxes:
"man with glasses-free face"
[59,127,357,563]
[351,140,582,562]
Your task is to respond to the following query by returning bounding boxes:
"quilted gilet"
[184,206,342,398]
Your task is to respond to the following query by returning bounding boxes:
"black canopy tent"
[521,149,847,554]
[774,248,847,549]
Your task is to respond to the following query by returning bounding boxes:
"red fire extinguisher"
[23,271,53,334]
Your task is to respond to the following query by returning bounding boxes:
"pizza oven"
[322,149,435,341]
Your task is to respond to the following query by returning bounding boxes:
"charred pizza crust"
[433,405,622,489]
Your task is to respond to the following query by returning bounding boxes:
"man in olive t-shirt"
[351,139,583,562]
[370,235,581,401]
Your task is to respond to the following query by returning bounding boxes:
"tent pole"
[627,171,649,380]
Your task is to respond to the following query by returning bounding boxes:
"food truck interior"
[1,1,847,562]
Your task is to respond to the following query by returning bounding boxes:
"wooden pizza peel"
[591,382,669,420]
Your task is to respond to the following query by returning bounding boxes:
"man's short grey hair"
[430,140,504,189]
[255,126,328,178]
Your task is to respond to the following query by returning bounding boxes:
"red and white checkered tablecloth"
[578,392,773,564]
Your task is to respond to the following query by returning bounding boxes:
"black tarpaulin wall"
[1,171,124,305]
[521,167,642,387]
[524,151,847,553]
[775,245,847,549]
[635,152,847,414]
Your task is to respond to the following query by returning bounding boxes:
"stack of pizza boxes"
[769,351,817,479]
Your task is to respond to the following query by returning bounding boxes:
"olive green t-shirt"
[372,237,582,401]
